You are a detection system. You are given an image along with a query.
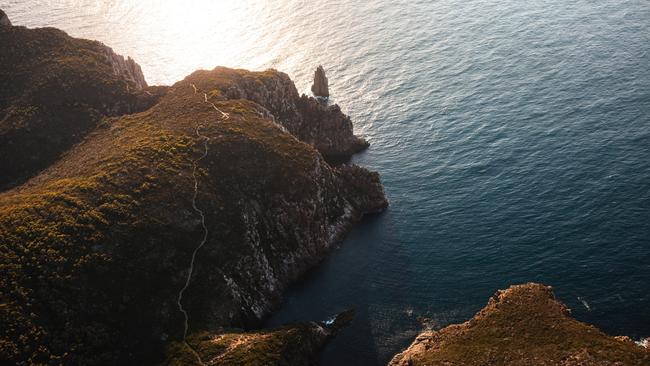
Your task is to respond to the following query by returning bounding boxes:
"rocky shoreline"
[0,11,387,365]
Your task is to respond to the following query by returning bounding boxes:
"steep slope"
[390,283,650,366]
[0,63,387,365]
[0,23,164,189]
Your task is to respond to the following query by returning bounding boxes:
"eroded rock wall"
[101,45,147,90]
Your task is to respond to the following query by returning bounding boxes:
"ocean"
[3,0,650,364]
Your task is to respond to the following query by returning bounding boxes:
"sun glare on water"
[102,0,277,84]
[9,0,301,85]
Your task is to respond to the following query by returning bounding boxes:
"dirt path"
[174,84,231,365]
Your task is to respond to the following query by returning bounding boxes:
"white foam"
[577,296,591,311]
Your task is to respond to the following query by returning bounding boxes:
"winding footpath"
[175,85,230,365]
[192,83,230,120]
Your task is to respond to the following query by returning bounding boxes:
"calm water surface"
[4,1,650,364]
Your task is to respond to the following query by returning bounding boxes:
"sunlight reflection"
[6,0,322,89]
[120,0,273,84]
[20,0,288,84]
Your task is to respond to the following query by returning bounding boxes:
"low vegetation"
[0,25,164,189]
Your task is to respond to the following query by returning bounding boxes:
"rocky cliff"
[193,67,369,159]
[390,283,650,366]
[0,23,161,190]
[101,45,148,90]
[0,25,386,365]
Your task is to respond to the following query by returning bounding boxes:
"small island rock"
[311,65,329,98]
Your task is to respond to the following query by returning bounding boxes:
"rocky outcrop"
[0,25,164,190]
[101,45,148,90]
[0,62,386,365]
[390,283,650,366]
[0,9,10,26]
[311,65,329,98]
[165,310,355,365]
[336,164,389,214]
[296,95,369,158]
[187,67,368,159]
[639,338,650,349]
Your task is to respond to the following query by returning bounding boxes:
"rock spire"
[311,65,329,98]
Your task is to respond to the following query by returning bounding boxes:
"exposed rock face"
[296,96,369,157]
[102,45,148,90]
[0,9,10,26]
[192,67,368,159]
[639,338,650,349]
[336,164,389,213]
[311,65,329,98]
[0,63,386,364]
[0,26,163,190]
[390,283,650,366]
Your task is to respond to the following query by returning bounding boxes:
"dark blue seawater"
[265,1,650,364]
[5,0,650,364]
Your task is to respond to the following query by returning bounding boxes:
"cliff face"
[0,25,161,190]
[390,283,650,366]
[101,45,148,90]
[0,55,386,364]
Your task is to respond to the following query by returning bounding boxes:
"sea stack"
[0,9,11,26]
[311,65,330,98]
